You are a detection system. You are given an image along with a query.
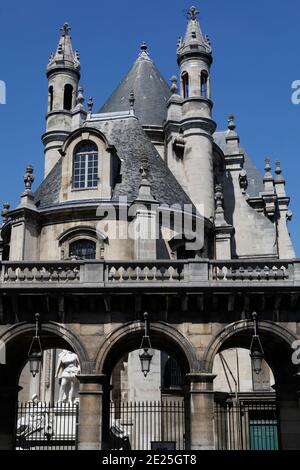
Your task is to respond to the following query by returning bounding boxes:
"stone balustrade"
[106,262,184,282]
[211,261,291,282]
[1,262,81,283]
[0,259,297,287]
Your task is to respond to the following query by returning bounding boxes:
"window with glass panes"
[73,142,98,189]
[69,239,96,259]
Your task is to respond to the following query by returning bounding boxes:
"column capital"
[77,374,107,396]
[77,374,107,384]
[185,372,216,384]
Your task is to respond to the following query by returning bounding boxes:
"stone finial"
[239,169,248,194]
[136,157,156,203]
[228,114,236,132]
[170,76,178,94]
[74,50,80,67]
[138,42,150,61]
[1,202,10,222]
[214,183,231,229]
[61,22,71,37]
[188,6,199,20]
[275,160,285,183]
[205,34,211,46]
[140,42,148,53]
[76,86,84,107]
[140,157,150,179]
[215,184,223,210]
[24,165,34,192]
[177,36,183,49]
[263,158,274,186]
[129,90,135,109]
[87,96,93,113]
[264,158,272,177]
[262,158,276,218]
[48,52,54,64]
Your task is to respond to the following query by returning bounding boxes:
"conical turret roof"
[99,44,171,127]
[177,6,212,63]
[47,23,80,77]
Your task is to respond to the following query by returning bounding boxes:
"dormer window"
[73,142,98,189]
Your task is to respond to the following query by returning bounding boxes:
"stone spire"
[273,160,295,258]
[47,23,80,76]
[214,184,234,260]
[177,6,212,63]
[71,86,87,129]
[263,158,275,193]
[262,158,276,218]
[44,23,81,177]
[274,160,286,195]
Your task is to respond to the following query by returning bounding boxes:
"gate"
[15,402,79,450]
[109,400,186,450]
[214,400,279,450]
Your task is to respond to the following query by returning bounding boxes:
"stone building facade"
[0,7,299,450]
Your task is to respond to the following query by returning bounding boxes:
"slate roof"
[89,117,192,206]
[214,131,264,197]
[34,117,192,209]
[34,159,62,208]
[99,48,171,128]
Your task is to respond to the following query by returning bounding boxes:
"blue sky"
[0,0,299,255]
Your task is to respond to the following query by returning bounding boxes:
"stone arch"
[203,320,298,382]
[95,321,199,376]
[0,321,91,379]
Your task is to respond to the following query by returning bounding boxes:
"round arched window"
[69,239,96,260]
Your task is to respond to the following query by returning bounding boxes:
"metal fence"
[109,400,186,450]
[15,402,79,450]
[214,400,279,450]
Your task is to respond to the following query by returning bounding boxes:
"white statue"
[55,350,80,403]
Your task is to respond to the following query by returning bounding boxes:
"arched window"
[73,142,98,189]
[63,84,73,111]
[182,73,189,99]
[69,239,96,259]
[48,86,54,112]
[201,71,208,98]
[163,357,183,389]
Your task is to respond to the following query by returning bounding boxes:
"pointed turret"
[99,43,170,128]
[47,23,80,76]
[177,6,212,101]
[177,6,212,61]
[165,6,216,222]
[42,23,81,177]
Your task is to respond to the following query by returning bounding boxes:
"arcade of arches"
[1,318,300,450]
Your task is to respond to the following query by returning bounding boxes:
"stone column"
[277,382,300,449]
[0,382,20,450]
[77,374,106,450]
[186,373,216,450]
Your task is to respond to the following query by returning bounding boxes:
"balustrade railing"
[0,259,296,286]
[106,262,184,282]
[211,261,290,282]
[1,262,81,283]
